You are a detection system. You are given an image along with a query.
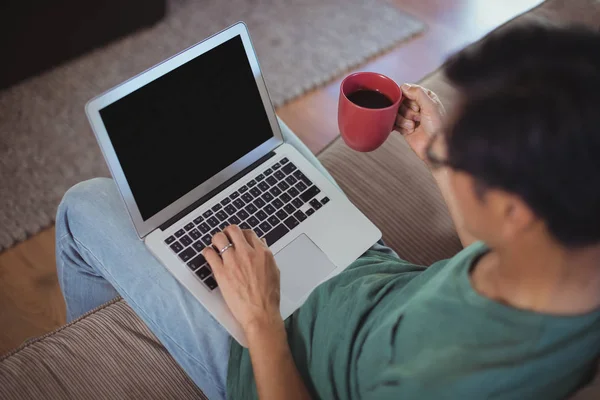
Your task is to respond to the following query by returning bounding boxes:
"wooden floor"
[0,0,543,355]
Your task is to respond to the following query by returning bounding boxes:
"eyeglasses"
[425,131,451,169]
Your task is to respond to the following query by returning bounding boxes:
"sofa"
[1,0,599,398]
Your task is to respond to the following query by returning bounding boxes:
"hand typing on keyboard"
[202,225,283,335]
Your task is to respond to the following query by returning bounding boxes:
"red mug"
[338,72,402,152]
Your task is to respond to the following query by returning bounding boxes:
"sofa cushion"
[0,299,207,400]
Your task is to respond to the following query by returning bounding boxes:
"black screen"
[99,35,273,220]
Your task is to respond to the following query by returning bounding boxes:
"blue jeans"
[56,120,396,399]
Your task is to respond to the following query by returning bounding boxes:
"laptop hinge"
[158,151,277,231]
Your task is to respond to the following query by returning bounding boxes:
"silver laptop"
[85,22,381,346]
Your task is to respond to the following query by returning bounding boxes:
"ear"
[495,191,537,241]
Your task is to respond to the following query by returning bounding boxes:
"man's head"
[442,23,600,249]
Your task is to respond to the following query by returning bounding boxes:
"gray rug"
[0,0,423,251]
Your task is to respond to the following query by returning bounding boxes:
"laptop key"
[221,197,231,206]
[216,211,228,221]
[193,216,204,225]
[184,222,195,231]
[310,199,323,210]
[266,176,277,186]
[242,193,254,203]
[233,199,245,209]
[295,182,307,193]
[280,157,289,165]
[264,168,273,176]
[269,187,282,197]
[170,241,184,253]
[294,210,307,222]
[202,235,212,246]
[174,229,185,238]
[202,210,213,218]
[278,181,290,191]
[254,227,264,237]
[282,162,297,174]
[237,209,249,220]
[245,203,258,214]
[272,198,284,209]
[179,247,196,262]
[239,185,248,193]
[271,162,281,170]
[258,181,270,192]
[219,222,228,230]
[247,179,257,187]
[280,192,292,204]
[198,222,210,234]
[180,235,193,247]
[212,203,222,212]
[204,276,218,290]
[240,222,251,230]
[250,187,262,197]
[192,241,204,252]
[225,204,237,215]
[300,186,321,203]
[285,175,297,185]
[259,221,272,233]
[195,265,211,280]
[189,228,201,240]
[256,173,265,181]
[253,198,266,209]
[256,210,268,221]
[187,254,205,270]
[207,216,219,228]
[284,204,296,214]
[264,204,276,216]
[230,191,240,200]
[283,216,300,230]
[229,215,241,225]
[321,197,330,205]
[264,224,290,246]
[305,208,315,216]
[261,192,274,203]
[292,198,304,208]
[274,170,285,180]
[288,187,299,198]
[267,216,280,226]
[165,236,175,245]
[247,216,260,227]
[210,228,219,236]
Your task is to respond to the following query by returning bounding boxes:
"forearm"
[247,319,312,400]
[431,168,478,247]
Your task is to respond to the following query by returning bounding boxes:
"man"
[57,23,600,399]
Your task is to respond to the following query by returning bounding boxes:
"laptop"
[85,22,381,346]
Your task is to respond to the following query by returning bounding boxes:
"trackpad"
[274,234,336,303]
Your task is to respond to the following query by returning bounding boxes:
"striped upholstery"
[2,0,600,398]
[0,299,207,400]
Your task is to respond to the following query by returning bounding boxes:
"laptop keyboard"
[163,157,330,291]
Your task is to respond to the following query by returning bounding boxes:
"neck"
[472,236,600,315]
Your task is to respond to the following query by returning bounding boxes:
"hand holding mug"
[395,84,446,161]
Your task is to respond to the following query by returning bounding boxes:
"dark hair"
[444,23,600,247]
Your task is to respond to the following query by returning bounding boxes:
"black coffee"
[347,89,393,109]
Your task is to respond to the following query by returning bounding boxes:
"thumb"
[401,84,437,113]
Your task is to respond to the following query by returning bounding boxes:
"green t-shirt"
[227,242,600,399]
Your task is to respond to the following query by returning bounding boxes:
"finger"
[401,84,438,112]
[224,225,251,251]
[242,229,256,248]
[395,114,415,132]
[202,246,224,273]
[211,231,235,261]
[247,228,268,248]
[403,99,420,113]
[399,104,421,122]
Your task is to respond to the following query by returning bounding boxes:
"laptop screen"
[99,35,273,221]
